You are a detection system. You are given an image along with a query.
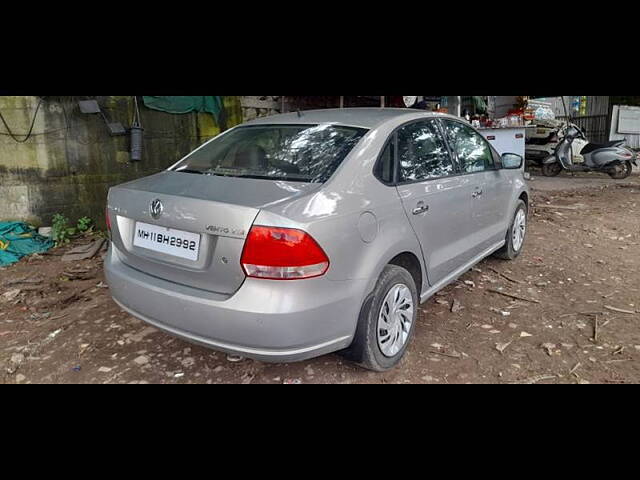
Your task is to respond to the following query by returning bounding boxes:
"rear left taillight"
[240,226,329,280]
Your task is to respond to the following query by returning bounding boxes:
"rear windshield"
[171,124,368,183]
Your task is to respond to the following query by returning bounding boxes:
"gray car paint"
[108,173,322,294]
[105,108,529,362]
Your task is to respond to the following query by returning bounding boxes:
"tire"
[541,161,562,177]
[495,200,527,261]
[341,265,418,371]
[608,161,633,179]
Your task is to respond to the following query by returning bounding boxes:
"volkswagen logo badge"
[150,199,163,219]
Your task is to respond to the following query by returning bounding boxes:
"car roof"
[242,108,460,130]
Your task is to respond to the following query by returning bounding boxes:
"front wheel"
[542,161,562,177]
[341,265,418,371]
[495,200,527,261]
[608,161,633,179]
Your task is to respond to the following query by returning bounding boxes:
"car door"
[394,119,477,287]
[441,119,511,255]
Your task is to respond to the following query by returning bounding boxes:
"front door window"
[442,120,494,174]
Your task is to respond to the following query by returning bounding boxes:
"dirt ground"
[2,171,640,384]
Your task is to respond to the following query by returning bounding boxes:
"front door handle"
[412,202,429,215]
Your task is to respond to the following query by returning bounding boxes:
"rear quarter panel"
[257,124,427,302]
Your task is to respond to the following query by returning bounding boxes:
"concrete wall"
[240,96,284,120]
[0,96,242,228]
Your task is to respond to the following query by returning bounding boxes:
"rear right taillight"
[240,226,329,280]
[105,207,112,232]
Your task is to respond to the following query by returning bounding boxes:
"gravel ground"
[2,172,639,384]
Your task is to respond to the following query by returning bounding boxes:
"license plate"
[133,222,201,261]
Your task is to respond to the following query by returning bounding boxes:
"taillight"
[240,226,329,280]
[105,207,112,232]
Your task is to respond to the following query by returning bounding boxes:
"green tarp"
[142,96,225,122]
[0,222,54,267]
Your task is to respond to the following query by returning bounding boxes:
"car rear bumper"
[104,244,365,362]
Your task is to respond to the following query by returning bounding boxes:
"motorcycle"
[542,125,638,179]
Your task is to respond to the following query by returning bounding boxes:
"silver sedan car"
[105,108,529,371]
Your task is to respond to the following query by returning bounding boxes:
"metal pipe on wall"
[130,96,144,162]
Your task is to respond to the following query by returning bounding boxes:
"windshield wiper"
[173,168,205,175]
[175,169,314,182]
[173,169,240,178]
[222,173,313,182]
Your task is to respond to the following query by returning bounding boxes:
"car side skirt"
[419,240,505,304]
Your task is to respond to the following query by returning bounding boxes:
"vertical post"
[487,96,496,118]
[606,96,613,142]
[561,96,570,122]
[380,96,385,108]
[339,96,344,108]
[281,96,286,113]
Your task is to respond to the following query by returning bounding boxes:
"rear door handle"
[412,202,429,215]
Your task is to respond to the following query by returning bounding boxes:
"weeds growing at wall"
[52,214,95,246]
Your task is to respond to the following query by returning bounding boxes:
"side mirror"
[501,153,523,169]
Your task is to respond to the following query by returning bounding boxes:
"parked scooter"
[542,125,637,179]
[525,119,587,166]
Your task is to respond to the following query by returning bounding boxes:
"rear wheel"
[608,161,633,179]
[542,161,562,177]
[341,265,418,371]
[495,200,527,261]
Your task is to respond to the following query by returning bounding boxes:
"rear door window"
[396,120,455,183]
[374,140,395,184]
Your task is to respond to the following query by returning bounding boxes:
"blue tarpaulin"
[0,222,54,267]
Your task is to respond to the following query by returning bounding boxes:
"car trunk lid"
[107,171,319,294]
